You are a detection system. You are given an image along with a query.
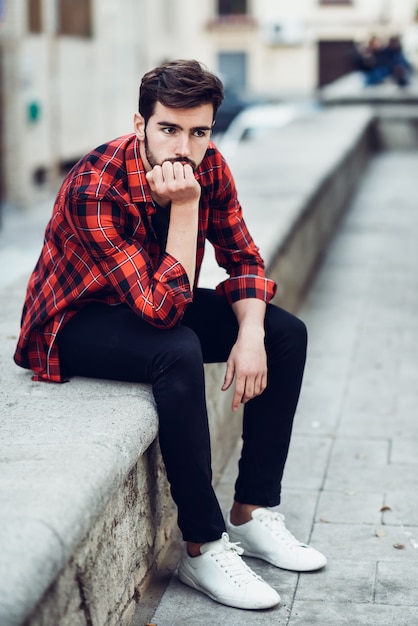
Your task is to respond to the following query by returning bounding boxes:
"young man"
[14,59,326,610]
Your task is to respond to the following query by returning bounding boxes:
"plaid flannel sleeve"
[68,193,193,328]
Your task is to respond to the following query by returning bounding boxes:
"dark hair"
[139,59,224,124]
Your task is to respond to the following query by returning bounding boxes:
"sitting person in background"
[353,35,384,79]
[355,34,413,87]
[380,35,413,87]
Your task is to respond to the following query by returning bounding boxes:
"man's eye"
[194,130,208,138]
[163,127,176,134]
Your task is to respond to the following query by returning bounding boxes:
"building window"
[218,0,248,16]
[218,51,247,92]
[58,0,92,38]
[28,0,42,33]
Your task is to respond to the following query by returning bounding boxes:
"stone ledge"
[319,72,418,106]
[0,105,376,626]
[319,73,418,151]
[0,331,160,625]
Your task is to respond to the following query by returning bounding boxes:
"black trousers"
[58,289,307,543]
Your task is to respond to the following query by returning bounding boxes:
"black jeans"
[58,289,307,543]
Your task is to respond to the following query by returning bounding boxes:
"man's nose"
[175,133,191,157]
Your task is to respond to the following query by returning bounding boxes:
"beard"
[144,132,197,171]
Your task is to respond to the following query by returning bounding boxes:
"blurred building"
[0,0,149,210]
[0,0,417,210]
[200,0,418,97]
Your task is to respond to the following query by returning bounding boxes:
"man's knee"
[265,305,307,356]
[152,327,206,412]
[289,315,307,351]
[154,326,204,378]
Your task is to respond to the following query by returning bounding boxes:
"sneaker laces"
[211,533,263,586]
[255,510,307,549]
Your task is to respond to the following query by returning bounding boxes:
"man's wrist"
[237,323,265,340]
[170,200,200,213]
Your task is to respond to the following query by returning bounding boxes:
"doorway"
[318,40,355,87]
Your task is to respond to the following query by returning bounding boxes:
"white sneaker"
[177,532,280,610]
[226,508,327,572]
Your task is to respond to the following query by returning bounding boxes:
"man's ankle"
[187,541,204,557]
[230,502,261,526]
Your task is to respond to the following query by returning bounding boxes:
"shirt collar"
[125,134,154,204]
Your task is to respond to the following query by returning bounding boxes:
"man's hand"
[222,328,268,412]
[146,161,201,207]
[222,299,268,411]
[147,161,200,286]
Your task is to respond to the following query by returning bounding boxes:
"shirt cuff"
[154,252,193,305]
[216,275,277,304]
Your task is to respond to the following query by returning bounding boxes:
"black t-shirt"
[151,203,171,256]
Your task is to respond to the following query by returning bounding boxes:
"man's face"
[134,102,214,172]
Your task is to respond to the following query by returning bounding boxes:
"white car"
[217,101,318,158]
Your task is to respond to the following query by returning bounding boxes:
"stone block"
[295,559,376,604]
[316,491,384,525]
[282,435,332,490]
[375,561,418,605]
[310,523,418,562]
[391,438,418,465]
[381,491,418,527]
[288,601,418,626]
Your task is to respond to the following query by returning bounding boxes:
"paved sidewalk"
[138,151,418,626]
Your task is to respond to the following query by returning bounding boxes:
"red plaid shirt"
[14,134,276,382]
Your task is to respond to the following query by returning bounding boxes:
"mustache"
[162,157,197,170]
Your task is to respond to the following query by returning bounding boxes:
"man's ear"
[134,112,145,140]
